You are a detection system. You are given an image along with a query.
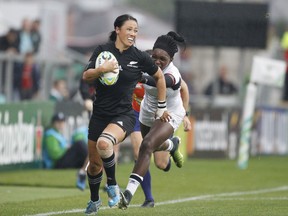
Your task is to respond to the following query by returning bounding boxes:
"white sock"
[165,139,173,152]
[85,161,90,171]
[79,169,86,175]
[126,173,143,196]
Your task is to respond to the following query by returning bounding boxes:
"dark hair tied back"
[167,31,185,43]
[109,14,137,42]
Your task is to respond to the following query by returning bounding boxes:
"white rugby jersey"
[141,62,185,117]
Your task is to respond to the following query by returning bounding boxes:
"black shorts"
[88,110,136,142]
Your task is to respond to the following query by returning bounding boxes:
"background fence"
[1,102,288,169]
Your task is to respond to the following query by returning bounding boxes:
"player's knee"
[97,139,109,150]
[140,138,154,154]
[96,133,116,158]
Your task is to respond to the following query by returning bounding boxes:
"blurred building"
[0,0,288,106]
[0,0,172,102]
[66,1,172,53]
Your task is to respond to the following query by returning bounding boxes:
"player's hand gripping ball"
[95,51,119,86]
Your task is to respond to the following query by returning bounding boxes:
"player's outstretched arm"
[180,79,191,132]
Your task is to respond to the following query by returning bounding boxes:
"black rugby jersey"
[85,42,158,117]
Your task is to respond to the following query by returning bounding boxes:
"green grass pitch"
[0,156,288,216]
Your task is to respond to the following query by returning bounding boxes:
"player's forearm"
[181,90,189,111]
[180,80,190,111]
[82,67,103,82]
[154,70,166,102]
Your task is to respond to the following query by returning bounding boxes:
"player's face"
[152,48,172,70]
[116,20,138,48]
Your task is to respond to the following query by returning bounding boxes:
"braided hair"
[153,31,185,58]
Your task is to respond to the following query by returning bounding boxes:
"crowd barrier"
[187,106,288,158]
[0,101,87,170]
[187,107,237,158]
[252,106,288,155]
[0,101,54,169]
[1,102,287,170]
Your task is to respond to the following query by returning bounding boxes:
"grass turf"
[0,156,288,216]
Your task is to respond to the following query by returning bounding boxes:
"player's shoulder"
[90,42,115,60]
[94,42,114,53]
[129,46,148,58]
[165,62,182,80]
[165,62,180,74]
[100,42,114,49]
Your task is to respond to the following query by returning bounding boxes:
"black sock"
[87,171,103,202]
[102,153,117,186]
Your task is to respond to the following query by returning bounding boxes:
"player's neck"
[115,40,130,53]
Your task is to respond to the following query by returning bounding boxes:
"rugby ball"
[95,51,119,86]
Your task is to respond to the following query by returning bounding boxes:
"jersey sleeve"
[141,73,181,90]
[165,66,182,90]
[79,78,94,100]
[84,46,103,70]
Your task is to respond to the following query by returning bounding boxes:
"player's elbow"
[82,71,89,82]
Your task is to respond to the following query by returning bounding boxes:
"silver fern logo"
[127,61,138,68]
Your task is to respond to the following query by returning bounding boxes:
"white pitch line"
[24,186,288,216]
[206,197,288,201]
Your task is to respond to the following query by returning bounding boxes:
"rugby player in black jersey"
[82,14,169,215]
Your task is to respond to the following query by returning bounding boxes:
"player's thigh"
[145,120,174,149]
[106,111,136,143]
[102,123,127,144]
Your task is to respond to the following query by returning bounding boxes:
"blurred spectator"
[31,19,42,53]
[0,28,20,95]
[49,79,70,102]
[178,47,196,95]
[17,18,34,54]
[0,28,19,53]
[42,112,88,169]
[204,65,238,96]
[181,72,196,95]
[13,52,41,100]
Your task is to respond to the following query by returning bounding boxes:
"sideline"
[25,186,288,216]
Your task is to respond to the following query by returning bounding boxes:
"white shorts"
[139,108,184,132]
